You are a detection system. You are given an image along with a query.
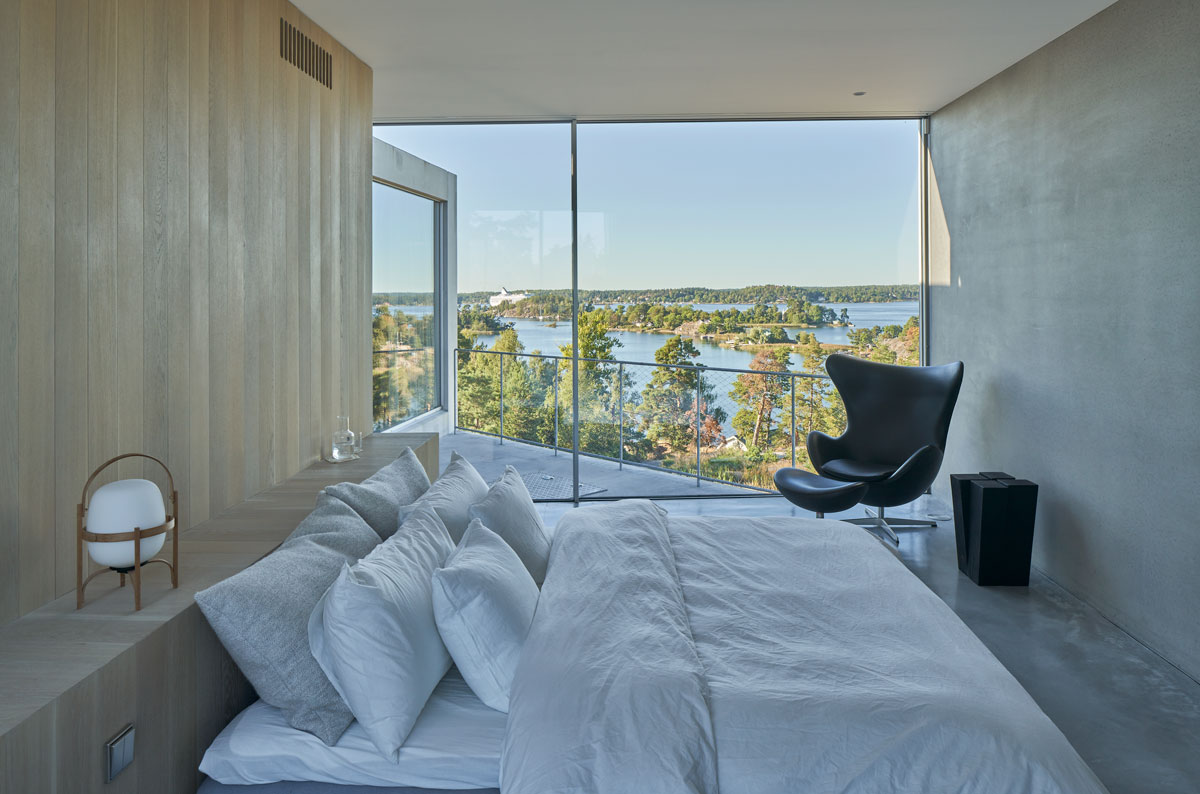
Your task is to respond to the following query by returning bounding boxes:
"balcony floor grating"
[521,471,606,500]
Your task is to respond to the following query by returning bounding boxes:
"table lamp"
[77,453,179,610]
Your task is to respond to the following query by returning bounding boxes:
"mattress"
[200,669,503,790]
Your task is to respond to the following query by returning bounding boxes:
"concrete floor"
[441,433,1200,793]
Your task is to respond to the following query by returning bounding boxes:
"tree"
[729,350,791,449]
[639,336,726,453]
[554,310,644,458]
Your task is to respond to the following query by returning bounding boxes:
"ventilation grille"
[280,19,332,89]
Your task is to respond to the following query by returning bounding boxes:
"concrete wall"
[928,0,1200,679]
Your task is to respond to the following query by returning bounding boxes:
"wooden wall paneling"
[360,58,373,431]
[115,0,145,483]
[261,0,282,487]
[294,5,313,471]
[341,47,355,436]
[166,603,200,793]
[1,703,55,793]
[53,0,90,601]
[282,0,301,477]
[0,0,375,626]
[86,0,118,544]
[188,0,211,526]
[17,0,57,615]
[207,0,231,516]
[96,647,138,793]
[319,24,338,443]
[305,15,322,463]
[240,1,262,498]
[133,625,171,788]
[0,0,22,625]
[166,0,192,527]
[224,0,247,506]
[54,670,97,793]
[364,60,375,429]
[143,0,170,503]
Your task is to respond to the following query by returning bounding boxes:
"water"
[471,301,918,367]
[468,301,919,432]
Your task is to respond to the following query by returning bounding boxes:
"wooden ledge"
[0,433,438,792]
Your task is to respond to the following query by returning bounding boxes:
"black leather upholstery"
[773,468,869,515]
[808,354,964,508]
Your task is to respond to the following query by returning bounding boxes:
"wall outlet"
[105,724,135,782]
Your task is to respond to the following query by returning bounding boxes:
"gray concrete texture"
[927,0,1200,681]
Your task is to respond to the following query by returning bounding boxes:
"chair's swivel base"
[773,469,869,519]
[845,506,937,545]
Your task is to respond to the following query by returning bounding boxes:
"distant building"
[489,287,530,308]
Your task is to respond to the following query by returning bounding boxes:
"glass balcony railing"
[455,347,843,492]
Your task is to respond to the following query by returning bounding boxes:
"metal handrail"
[453,346,834,491]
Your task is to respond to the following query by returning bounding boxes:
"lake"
[467,301,919,426]
[471,301,919,369]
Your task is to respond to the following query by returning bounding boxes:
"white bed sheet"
[201,669,503,790]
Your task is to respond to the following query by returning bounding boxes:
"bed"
[199,669,501,793]
[200,499,1107,793]
[502,501,1108,793]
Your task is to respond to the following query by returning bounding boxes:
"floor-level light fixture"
[77,453,179,611]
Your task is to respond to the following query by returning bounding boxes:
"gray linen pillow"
[397,451,488,543]
[468,466,552,585]
[195,495,381,745]
[324,447,431,539]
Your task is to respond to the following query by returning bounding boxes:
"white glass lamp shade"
[86,479,167,568]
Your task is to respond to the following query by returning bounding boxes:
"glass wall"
[373,120,921,497]
[374,124,574,469]
[576,120,921,489]
[372,181,439,431]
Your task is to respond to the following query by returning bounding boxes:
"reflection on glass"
[578,120,919,488]
[372,181,438,431]
[374,123,573,462]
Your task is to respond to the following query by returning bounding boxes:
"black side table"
[950,472,1039,586]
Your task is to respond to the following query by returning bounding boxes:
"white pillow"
[308,505,455,760]
[468,465,552,584]
[398,451,489,542]
[432,519,539,713]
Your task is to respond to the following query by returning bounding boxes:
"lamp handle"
[80,453,176,511]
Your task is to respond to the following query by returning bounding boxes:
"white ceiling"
[294,0,1116,122]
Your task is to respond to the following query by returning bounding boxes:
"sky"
[372,120,920,295]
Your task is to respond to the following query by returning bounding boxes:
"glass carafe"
[331,415,356,461]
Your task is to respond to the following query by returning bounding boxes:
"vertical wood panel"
[295,11,314,464]
[260,0,279,487]
[206,0,230,516]
[282,0,301,476]
[224,0,247,506]
[142,0,170,500]
[188,0,211,526]
[87,0,118,530]
[166,0,191,526]
[17,0,57,614]
[240,0,262,497]
[115,0,145,482]
[0,0,21,624]
[2,0,375,622]
[54,0,90,598]
[1,703,55,793]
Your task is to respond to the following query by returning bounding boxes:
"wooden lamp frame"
[76,453,179,611]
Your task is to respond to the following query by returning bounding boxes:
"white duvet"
[501,501,1108,794]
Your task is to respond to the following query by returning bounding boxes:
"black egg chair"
[800,354,963,542]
